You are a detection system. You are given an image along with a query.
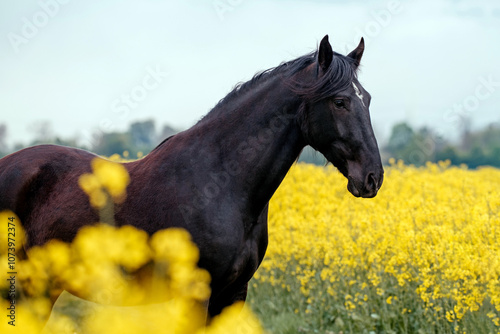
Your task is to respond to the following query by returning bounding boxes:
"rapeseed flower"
[252,162,500,333]
[78,157,130,208]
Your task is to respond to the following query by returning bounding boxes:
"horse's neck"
[190,76,305,215]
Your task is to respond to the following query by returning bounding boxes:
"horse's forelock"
[286,52,356,103]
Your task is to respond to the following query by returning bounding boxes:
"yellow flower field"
[2,157,500,333]
[249,161,500,333]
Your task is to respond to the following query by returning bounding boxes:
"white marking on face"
[352,82,366,107]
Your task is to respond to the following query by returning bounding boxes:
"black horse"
[0,35,383,316]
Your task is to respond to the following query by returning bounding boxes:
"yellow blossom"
[91,158,130,199]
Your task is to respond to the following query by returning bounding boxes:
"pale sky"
[1,0,499,147]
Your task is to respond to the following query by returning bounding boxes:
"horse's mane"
[153,47,358,150]
[206,49,357,117]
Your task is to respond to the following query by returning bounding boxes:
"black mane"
[153,49,357,151]
[207,50,357,116]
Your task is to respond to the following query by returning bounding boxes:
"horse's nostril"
[366,172,377,191]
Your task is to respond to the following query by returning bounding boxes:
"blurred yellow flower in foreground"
[1,221,264,334]
[92,158,130,198]
[78,157,130,208]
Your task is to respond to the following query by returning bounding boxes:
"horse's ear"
[347,37,365,68]
[318,35,333,73]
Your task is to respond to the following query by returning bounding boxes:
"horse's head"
[297,35,383,198]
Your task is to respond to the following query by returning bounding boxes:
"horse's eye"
[333,99,345,108]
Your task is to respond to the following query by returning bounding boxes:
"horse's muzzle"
[347,170,384,198]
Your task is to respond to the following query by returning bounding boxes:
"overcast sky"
[0,0,499,147]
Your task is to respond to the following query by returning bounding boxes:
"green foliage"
[384,122,500,168]
[92,120,164,157]
[92,132,133,157]
[0,120,180,159]
[130,120,156,148]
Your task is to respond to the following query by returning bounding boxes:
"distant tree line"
[0,120,179,160]
[90,121,178,158]
[1,120,499,168]
[384,122,500,168]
